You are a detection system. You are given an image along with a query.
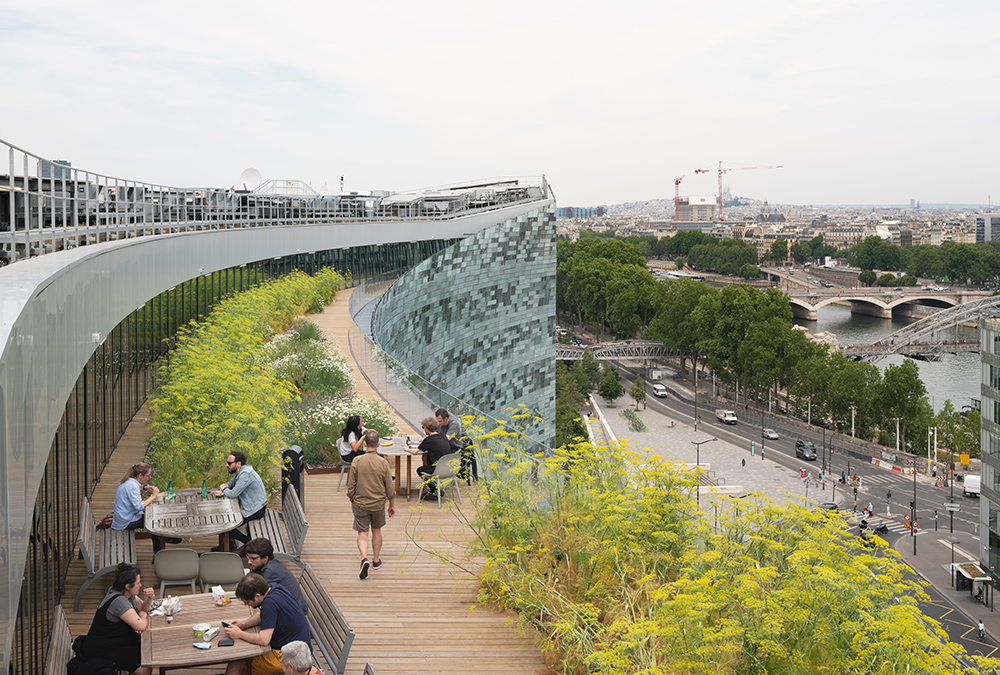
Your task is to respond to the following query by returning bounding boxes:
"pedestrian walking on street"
[979,620,986,641]
[741,458,746,469]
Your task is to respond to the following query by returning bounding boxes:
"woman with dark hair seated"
[338,415,367,463]
[80,562,154,675]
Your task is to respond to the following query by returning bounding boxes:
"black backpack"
[66,636,118,675]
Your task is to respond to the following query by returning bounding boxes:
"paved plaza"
[591,395,829,507]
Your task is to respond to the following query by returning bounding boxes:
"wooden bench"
[45,604,74,675]
[296,561,355,675]
[247,484,307,561]
[363,663,378,675]
[73,498,136,611]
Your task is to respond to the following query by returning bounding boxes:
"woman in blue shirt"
[112,463,165,552]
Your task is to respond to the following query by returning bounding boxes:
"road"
[615,365,993,654]
[618,365,981,534]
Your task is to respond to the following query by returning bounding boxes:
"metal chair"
[336,437,355,492]
[153,548,199,598]
[198,551,246,592]
[417,453,463,509]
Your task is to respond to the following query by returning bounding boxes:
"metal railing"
[0,137,550,261]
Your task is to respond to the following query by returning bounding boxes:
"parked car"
[795,440,817,460]
[652,384,668,398]
[762,428,779,440]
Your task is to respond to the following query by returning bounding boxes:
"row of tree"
[845,235,1000,284]
[556,236,979,457]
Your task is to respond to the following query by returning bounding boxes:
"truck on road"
[716,409,738,425]
[964,474,981,497]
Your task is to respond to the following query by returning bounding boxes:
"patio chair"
[336,446,354,492]
[417,453,463,509]
[198,552,246,593]
[153,548,199,598]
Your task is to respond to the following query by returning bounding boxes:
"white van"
[652,384,668,398]
[965,474,981,497]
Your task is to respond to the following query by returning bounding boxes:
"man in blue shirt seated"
[215,451,268,549]
[223,573,309,675]
[245,537,307,615]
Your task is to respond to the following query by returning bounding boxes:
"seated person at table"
[215,451,268,548]
[80,562,155,675]
[245,537,307,615]
[337,415,367,463]
[111,462,176,551]
[224,573,310,675]
[409,417,451,500]
[281,641,324,675]
[435,407,463,451]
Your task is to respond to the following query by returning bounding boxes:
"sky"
[2,0,998,207]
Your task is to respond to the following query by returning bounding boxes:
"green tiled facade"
[373,204,556,444]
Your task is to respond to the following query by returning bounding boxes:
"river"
[793,304,979,414]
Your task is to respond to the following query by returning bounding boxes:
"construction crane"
[674,175,684,220]
[712,161,783,220]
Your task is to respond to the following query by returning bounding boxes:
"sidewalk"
[894,526,1000,637]
[593,394,822,507]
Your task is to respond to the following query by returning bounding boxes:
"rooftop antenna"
[340,174,344,193]
[239,167,262,191]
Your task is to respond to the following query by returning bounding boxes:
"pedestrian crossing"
[845,510,917,535]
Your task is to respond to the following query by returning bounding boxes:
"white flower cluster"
[257,325,355,394]
[304,394,398,437]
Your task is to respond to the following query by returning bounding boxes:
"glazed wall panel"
[372,204,556,444]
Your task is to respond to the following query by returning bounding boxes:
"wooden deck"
[64,289,548,675]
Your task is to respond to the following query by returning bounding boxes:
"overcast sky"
[2,1,997,207]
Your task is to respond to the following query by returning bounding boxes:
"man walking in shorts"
[347,429,395,579]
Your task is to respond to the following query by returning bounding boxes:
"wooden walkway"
[64,288,547,675]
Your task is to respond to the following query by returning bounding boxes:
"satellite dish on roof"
[319,184,329,195]
[239,168,262,191]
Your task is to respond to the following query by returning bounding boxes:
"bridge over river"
[785,287,991,320]
[557,295,1000,364]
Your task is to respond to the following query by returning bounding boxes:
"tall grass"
[466,438,992,674]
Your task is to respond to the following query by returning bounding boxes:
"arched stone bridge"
[787,288,990,320]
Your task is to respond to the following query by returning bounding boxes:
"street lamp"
[912,454,918,556]
[947,535,959,585]
[691,437,717,508]
[850,405,857,437]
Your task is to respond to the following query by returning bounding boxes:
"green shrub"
[466,438,991,674]
[147,269,343,494]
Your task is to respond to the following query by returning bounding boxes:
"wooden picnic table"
[140,591,268,675]
[376,441,426,501]
[145,488,243,551]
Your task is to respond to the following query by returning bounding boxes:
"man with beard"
[215,451,267,550]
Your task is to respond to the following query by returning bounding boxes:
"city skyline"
[2,1,998,207]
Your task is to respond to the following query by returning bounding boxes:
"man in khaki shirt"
[347,429,396,579]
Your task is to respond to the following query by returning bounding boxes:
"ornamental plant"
[147,269,343,494]
[462,436,1000,674]
[259,317,397,465]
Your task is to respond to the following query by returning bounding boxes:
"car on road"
[817,502,838,511]
[762,428,779,440]
[652,384,668,398]
[795,439,817,460]
[893,287,902,291]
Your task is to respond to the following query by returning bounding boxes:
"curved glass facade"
[372,204,557,445]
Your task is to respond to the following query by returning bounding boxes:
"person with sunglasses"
[215,451,267,550]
